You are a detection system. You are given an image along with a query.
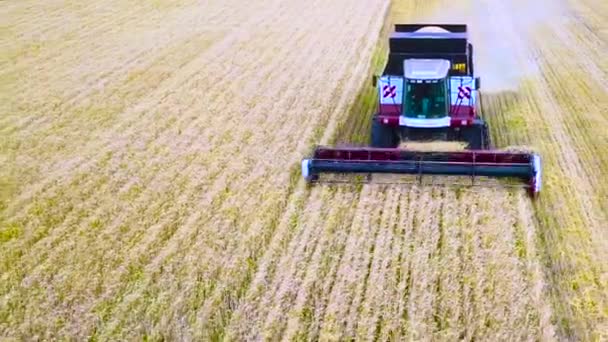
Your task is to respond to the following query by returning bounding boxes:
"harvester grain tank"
[302,24,542,196]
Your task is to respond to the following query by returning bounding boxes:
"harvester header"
[302,146,542,196]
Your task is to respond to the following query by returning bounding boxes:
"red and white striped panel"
[378,76,403,105]
[450,76,477,104]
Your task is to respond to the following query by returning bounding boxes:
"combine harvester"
[302,24,542,197]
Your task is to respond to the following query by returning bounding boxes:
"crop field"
[1,0,606,340]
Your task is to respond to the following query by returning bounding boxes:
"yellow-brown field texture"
[1,0,606,340]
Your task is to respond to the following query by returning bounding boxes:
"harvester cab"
[302,24,542,197]
[403,60,452,120]
[372,24,487,149]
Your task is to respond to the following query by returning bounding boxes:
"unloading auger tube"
[301,146,542,197]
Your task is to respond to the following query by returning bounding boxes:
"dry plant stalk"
[399,141,468,151]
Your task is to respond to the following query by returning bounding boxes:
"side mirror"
[372,75,379,87]
[475,77,481,90]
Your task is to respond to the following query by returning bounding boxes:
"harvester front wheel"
[371,119,399,148]
[460,124,486,150]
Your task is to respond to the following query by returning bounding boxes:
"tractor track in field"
[1,0,607,340]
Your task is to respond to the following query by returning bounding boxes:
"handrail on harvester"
[301,146,542,197]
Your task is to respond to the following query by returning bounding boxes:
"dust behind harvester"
[302,24,542,197]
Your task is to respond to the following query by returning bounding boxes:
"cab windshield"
[404,80,447,118]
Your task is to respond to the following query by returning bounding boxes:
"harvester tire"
[481,123,491,149]
[371,119,399,148]
[461,124,484,150]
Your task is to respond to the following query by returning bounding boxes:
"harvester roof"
[403,59,451,80]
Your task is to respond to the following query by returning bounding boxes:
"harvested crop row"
[1,0,390,339]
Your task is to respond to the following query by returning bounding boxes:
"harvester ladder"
[417,154,424,184]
